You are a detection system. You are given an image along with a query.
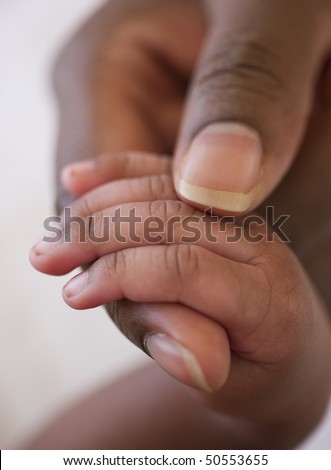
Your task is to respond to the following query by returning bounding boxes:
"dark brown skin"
[54,0,205,211]
[28,0,331,450]
[54,0,331,212]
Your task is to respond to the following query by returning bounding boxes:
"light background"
[0,0,330,450]
[0,0,149,449]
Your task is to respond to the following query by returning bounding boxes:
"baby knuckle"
[165,244,199,284]
[103,250,128,276]
[88,210,106,242]
[147,200,179,220]
[148,174,174,200]
[149,199,196,223]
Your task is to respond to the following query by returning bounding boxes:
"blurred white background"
[0,0,330,450]
[0,0,149,449]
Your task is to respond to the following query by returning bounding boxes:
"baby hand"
[30,153,331,441]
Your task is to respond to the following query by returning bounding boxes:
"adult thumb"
[175,0,331,213]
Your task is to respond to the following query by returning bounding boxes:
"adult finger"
[54,0,204,211]
[107,300,230,392]
[175,0,331,213]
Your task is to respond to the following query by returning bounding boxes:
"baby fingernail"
[33,223,63,255]
[145,334,213,392]
[33,241,51,255]
[61,160,97,184]
[178,122,262,212]
[64,272,88,298]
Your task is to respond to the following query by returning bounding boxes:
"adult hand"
[56,0,331,214]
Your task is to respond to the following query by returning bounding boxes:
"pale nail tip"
[146,334,214,393]
[179,344,215,393]
[178,179,254,213]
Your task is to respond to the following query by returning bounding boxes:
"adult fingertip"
[145,332,230,392]
[145,333,216,392]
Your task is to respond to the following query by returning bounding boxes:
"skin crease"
[54,0,205,212]
[28,0,331,450]
[53,0,331,213]
[29,106,331,449]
